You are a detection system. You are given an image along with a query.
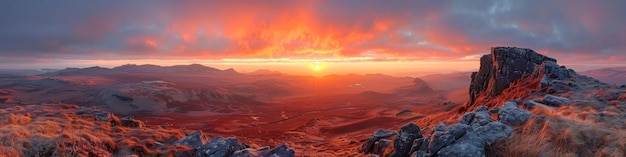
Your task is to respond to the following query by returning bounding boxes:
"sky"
[0,0,625,76]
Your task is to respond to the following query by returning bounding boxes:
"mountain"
[580,67,626,85]
[41,66,113,76]
[42,64,239,76]
[420,72,471,91]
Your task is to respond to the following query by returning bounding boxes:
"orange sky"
[0,1,625,76]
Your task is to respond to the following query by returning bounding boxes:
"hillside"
[359,47,626,157]
[580,67,626,85]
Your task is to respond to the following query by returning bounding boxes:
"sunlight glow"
[309,62,325,72]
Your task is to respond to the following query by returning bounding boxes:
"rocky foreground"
[0,104,294,157]
[360,47,625,157]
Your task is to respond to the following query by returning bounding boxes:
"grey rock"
[438,144,484,157]
[428,131,455,155]
[93,112,111,121]
[411,151,429,157]
[459,112,475,125]
[524,100,542,109]
[472,109,494,127]
[119,116,145,128]
[542,94,570,107]
[409,136,430,154]
[438,131,487,157]
[498,101,532,126]
[475,106,489,112]
[230,144,294,157]
[173,130,208,149]
[447,124,471,139]
[360,129,396,154]
[460,106,493,129]
[545,80,575,93]
[372,139,391,155]
[261,144,295,157]
[433,123,447,131]
[391,123,422,157]
[535,61,572,89]
[469,47,556,106]
[195,137,247,157]
[475,122,513,145]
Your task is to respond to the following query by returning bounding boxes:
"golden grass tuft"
[0,104,188,156]
[488,113,626,157]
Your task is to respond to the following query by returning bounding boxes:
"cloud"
[0,0,624,65]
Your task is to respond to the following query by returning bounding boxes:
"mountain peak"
[468,47,562,106]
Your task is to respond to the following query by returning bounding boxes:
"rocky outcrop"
[542,94,571,107]
[362,102,531,157]
[359,129,396,155]
[195,137,248,157]
[173,131,208,149]
[119,116,145,128]
[168,133,295,157]
[469,47,557,106]
[231,144,295,157]
[390,123,422,157]
[498,101,532,126]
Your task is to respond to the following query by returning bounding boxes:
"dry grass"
[0,104,186,156]
[488,108,626,157]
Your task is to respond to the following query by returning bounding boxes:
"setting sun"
[309,62,324,72]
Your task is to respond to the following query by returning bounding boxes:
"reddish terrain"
[0,64,461,156]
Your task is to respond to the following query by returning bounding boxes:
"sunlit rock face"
[469,47,557,106]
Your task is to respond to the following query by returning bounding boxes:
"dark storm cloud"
[0,0,623,63]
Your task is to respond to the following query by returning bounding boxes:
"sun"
[309,62,324,72]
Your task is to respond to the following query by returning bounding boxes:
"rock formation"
[468,47,557,106]
[359,129,396,155]
[361,104,526,157]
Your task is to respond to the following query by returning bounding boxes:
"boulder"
[390,123,422,157]
[259,144,294,157]
[433,123,447,131]
[447,124,471,139]
[524,100,542,109]
[230,144,294,157]
[360,129,396,155]
[119,116,145,128]
[458,106,493,129]
[372,139,392,155]
[195,137,247,157]
[411,151,429,157]
[173,130,208,149]
[545,80,575,93]
[437,132,486,157]
[458,112,475,125]
[428,131,455,155]
[471,109,494,128]
[498,101,532,126]
[542,94,570,107]
[474,122,513,145]
[409,136,430,153]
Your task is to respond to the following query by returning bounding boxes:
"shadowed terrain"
[0,64,464,156]
[1,47,624,156]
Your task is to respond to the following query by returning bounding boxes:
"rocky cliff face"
[468,47,558,106]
